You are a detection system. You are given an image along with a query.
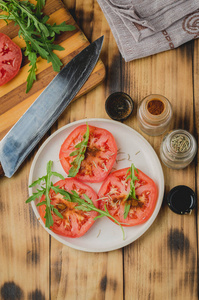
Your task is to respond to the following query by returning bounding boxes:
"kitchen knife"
[0,36,104,178]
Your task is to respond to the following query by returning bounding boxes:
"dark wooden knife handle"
[0,162,5,177]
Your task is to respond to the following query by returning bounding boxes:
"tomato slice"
[59,125,117,182]
[0,33,22,86]
[39,178,99,238]
[98,167,158,226]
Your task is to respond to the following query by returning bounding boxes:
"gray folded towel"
[97,0,199,61]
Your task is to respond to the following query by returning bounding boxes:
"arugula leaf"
[27,160,126,240]
[26,160,65,228]
[35,0,46,18]
[46,49,63,72]
[44,206,54,228]
[26,188,45,203]
[69,192,125,240]
[68,124,90,177]
[0,0,75,92]
[25,50,37,93]
[49,23,75,35]
[51,185,71,201]
[52,207,63,219]
[29,176,46,188]
[123,203,131,219]
[123,163,139,219]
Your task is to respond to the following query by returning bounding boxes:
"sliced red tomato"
[59,125,117,183]
[0,33,22,86]
[39,178,98,238]
[98,167,158,226]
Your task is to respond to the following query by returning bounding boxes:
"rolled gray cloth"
[97,0,199,61]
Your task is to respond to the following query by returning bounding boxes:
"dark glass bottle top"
[105,92,134,121]
[167,185,196,215]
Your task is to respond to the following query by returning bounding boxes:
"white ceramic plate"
[29,118,164,252]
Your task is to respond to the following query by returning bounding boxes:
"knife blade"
[0,36,104,178]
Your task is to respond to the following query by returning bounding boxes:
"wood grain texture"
[0,0,105,140]
[123,41,198,300]
[0,1,198,300]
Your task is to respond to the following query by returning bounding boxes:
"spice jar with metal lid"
[137,94,173,136]
[160,129,197,169]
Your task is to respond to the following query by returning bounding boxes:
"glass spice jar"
[160,129,197,169]
[105,92,134,121]
[137,94,173,136]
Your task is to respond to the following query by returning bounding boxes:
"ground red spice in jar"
[147,99,164,115]
[137,94,173,136]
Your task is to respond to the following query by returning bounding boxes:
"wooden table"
[0,1,198,299]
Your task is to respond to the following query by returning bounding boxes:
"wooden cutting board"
[0,0,105,140]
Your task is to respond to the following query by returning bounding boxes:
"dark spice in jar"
[105,92,134,121]
[147,99,164,115]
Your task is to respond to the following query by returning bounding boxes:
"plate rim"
[29,118,164,252]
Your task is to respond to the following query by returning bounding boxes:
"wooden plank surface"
[0,1,198,300]
[123,44,198,300]
[0,0,105,140]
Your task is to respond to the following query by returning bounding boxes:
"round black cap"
[167,185,196,215]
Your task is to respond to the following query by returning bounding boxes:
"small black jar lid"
[167,185,196,215]
[105,92,134,121]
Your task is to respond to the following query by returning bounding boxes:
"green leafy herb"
[27,160,125,240]
[0,0,75,92]
[56,189,125,239]
[35,0,45,17]
[68,124,90,177]
[123,163,139,219]
[26,160,65,228]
